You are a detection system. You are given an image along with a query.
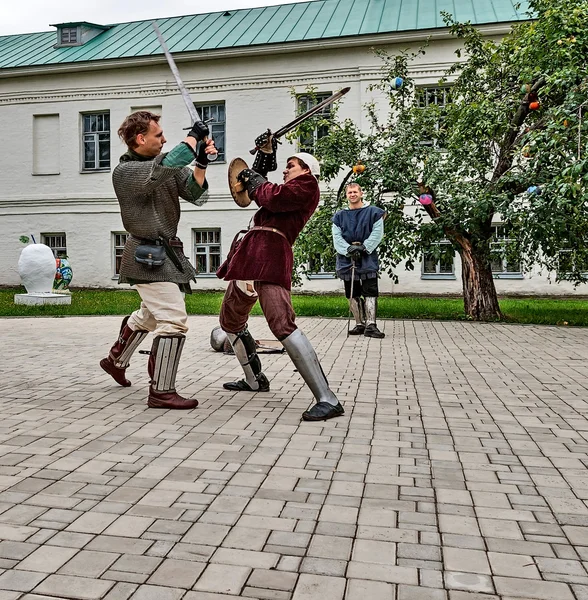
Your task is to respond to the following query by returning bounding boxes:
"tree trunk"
[459,240,502,321]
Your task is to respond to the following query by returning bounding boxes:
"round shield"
[228,158,251,207]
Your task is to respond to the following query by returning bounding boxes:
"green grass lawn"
[1,287,587,326]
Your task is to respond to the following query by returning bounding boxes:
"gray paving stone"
[32,574,115,599]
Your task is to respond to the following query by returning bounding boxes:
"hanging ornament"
[520,83,531,94]
[390,77,404,90]
[527,185,542,195]
[529,101,541,111]
[418,194,433,205]
[352,162,366,174]
[522,145,533,158]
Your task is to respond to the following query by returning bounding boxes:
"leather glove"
[187,120,209,142]
[237,169,267,196]
[255,130,278,154]
[195,141,214,169]
[347,243,366,257]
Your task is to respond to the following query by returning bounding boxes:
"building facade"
[2,0,577,296]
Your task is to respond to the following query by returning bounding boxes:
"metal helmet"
[210,326,228,352]
[289,152,320,177]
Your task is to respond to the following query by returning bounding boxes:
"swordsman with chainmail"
[100,110,216,409]
[332,183,386,338]
[218,133,345,422]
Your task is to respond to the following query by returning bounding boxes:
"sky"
[1,0,312,36]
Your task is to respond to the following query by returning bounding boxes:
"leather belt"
[249,226,289,242]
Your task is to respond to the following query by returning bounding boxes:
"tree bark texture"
[458,240,502,321]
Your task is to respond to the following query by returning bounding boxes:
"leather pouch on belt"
[134,242,166,268]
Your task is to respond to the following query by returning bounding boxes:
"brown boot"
[147,335,198,410]
[100,316,148,386]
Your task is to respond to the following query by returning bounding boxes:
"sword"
[152,22,218,162]
[249,87,351,155]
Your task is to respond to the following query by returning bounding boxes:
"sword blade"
[249,87,350,154]
[152,22,201,124]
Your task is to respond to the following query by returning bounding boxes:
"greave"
[281,329,338,406]
[110,316,148,368]
[227,329,266,391]
[365,297,378,326]
[349,298,365,325]
[150,335,185,393]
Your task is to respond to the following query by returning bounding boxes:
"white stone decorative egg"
[17,244,57,293]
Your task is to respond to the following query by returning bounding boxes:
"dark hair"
[291,157,310,172]
[118,111,161,149]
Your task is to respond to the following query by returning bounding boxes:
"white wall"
[1,33,586,295]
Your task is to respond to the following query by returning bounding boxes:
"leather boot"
[348,298,365,335]
[223,328,270,392]
[364,297,385,338]
[100,316,148,386]
[281,329,344,421]
[147,335,198,409]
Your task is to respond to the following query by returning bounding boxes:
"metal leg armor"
[364,297,385,338]
[100,316,148,387]
[348,298,366,335]
[147,335,198,409]
[281,329,344,421]
[223,328,270,392]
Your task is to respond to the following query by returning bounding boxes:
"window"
[113,232,129,277]
[558,250,588,276]
[60,27,78,45]
[82,112,110,171]
[491,225,522,277]
[195,103,225,162]
[297,92,332,153]
[422,240,455,278]
[193,229,221,275]
[417,86,452,147]
[42,233,67,258]
[307,252,336,278]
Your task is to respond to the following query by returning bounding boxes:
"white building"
[1,0,577,296]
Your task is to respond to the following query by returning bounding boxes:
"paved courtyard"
[2,315,588,600]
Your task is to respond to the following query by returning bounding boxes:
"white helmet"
[289,152,320,177]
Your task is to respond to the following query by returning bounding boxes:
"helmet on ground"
[210,326,228,352]
[289,152,320,177]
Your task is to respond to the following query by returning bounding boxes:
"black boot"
[364,297,385,338]
[223,328,270,392]
[281,329,344,422]
[100,316,148,386]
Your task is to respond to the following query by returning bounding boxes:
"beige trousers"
[127,282,188,336]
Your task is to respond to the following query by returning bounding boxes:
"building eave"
[0,21,526,80]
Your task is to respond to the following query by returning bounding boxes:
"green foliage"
[291,0,588,303]
[19,236,30,244]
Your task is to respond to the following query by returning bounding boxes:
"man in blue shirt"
[332,183,386,338]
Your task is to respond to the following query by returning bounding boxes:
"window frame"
[421,239,456,279]
[193,228,222,276]
[306,251,337,280]
[296,91,333,154]
[416,85,452,148]
[81,111,111,172]
[41,233,67,259]
[557,249,588,277]
[112,232,129,279]
[194,102,226,163]
[490,224,523,279]
[59,27,80,46]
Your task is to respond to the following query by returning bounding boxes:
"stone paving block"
[59,549,120,577]
[300,557,347,577]
[345,578,394,600]
[308,535,352,560]
[292,573,346,600]
[0,570,47,592]
[493,575,575,599]
[17,545,78,573]
[147,557,206,588]
[125,585,184,600]
[193,563,252,595]
[32,574,115,599]
[488,552,540,579]
[352,539,397,565]
[247,568,298,591]
[398,584,447,600]
[444,571,494,594]
[212,548,280,569]
[443,547,491,575]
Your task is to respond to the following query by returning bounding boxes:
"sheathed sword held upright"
[152,22,218,161]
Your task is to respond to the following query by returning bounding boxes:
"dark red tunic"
[217,173,320,290]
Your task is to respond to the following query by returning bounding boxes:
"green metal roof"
[0,0,530,70]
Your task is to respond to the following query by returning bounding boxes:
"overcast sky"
[1,0,311,36]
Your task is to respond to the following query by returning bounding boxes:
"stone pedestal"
[14,292,72,306]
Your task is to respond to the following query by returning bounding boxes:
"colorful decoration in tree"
[527,185,542,195]
[520,83,532,94]
[352,162,366,174]
[418,194,433,205]
[529,101,541,110]
[390,77,404,90]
